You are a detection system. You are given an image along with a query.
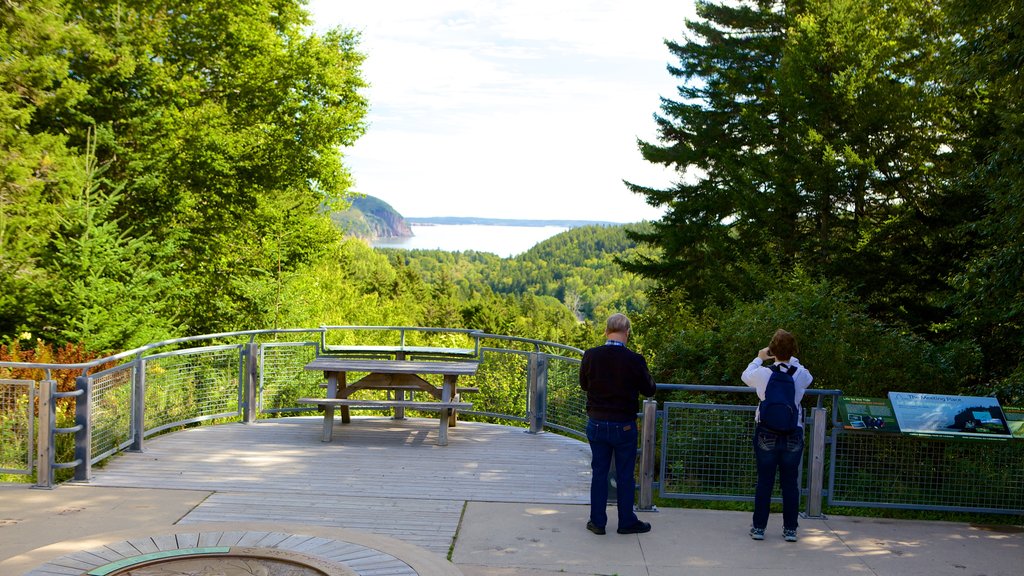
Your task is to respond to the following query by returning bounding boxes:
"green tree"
[3,0,369,345]
[42,133,178,351]
[79,0,368,335]
[624,0,953,329]
[944,0,1024,401]
[0,0,88,339]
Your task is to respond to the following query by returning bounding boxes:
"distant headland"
[333,195,620,241]
[407,216,618,228]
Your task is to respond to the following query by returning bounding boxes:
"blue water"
[371,223,568,258]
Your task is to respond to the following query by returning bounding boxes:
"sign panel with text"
[1004,407,1024,439]
[888,392,1011,439]
[837,396,900,432]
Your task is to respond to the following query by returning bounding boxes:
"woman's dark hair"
[768,329,798,361]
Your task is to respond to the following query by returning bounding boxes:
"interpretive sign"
[837,396,900,432]
[888,392,1012,439]
[1003,406,1024,439]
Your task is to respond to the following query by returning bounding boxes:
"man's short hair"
[606,313,631,334]
[768,329,798,361]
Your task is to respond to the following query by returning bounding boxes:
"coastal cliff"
[332,195,413,240]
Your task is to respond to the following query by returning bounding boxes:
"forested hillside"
[380,224,652,322]
[0,0,619,355]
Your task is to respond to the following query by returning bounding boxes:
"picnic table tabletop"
[304,357,480,376]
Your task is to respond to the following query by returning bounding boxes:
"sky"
[306,0,697,223]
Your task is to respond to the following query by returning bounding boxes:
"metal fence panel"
[89,365,135,462]
[259,342,321,414]
[143,345,243,435]
[5,326,1021,517]
[0,379,34,474]
[544,355,586,438]
[660,402,762,501]
[464,347,528,423]
[830,431,1024,514]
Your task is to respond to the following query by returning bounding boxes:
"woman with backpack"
[741,329,814,542]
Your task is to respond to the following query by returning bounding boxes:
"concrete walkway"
[2,419,1021,575]
[2,484,1021,576]
[454,501,1024,576]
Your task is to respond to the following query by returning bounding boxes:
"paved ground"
[2,419,1022,575]
[454,501,1024,576]
[2,483,1022,576]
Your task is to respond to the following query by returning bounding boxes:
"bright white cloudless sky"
[306,0,697,223]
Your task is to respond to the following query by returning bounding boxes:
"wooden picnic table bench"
[299,357,480,446]
[320,344,478,361]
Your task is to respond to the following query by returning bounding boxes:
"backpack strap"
[769,363,798,376]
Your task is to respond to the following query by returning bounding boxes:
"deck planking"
[87,417,591,555]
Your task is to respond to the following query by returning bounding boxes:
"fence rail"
[1,326,1021,517]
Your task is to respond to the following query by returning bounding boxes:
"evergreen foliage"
[42,131,178,350]
[625,0,1022,403]
[943,0,1024,403]
[272,238,587,347]
[1,0,368,349]
[644,278,978,399]
[625,0,953,320]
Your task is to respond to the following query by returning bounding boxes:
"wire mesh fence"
[260,342,321,414]
[660,403,763,500]
[469,348,529,422]
[89,365,134,461]
[143,345,242,435]
[545,355,586,438]
[0,379,33,474]
[830,430,1024,513]
[4,327,1022,516]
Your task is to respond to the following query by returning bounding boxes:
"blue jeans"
[752,425,804,531]
[587,418,640,529]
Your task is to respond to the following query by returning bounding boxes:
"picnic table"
[298,357,479,446]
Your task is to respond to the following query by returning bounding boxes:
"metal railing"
[642,386,838,517]
[2,326,1021,517]
[829,427,1024,514]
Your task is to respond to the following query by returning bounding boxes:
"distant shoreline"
[406,217,620,228]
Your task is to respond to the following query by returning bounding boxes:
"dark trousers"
[752,425,804,530]
[587,418,641,529]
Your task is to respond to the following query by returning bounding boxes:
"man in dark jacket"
[579,313,657,535]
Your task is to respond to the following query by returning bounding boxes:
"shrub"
[653,279,980,400]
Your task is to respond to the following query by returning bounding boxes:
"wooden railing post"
[637,399,658,511]
[34,379,55,489]
[806,406,827,518]
[243,342,259,423]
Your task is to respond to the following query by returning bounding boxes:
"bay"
[371,223,568,258]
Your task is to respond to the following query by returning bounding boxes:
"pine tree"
[945,0,1024,399]
[623,0,954,325]
[43,132,178,351]
[0,0,84,340]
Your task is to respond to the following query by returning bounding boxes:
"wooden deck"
[87,416,591,555]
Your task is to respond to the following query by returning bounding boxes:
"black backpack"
[758,364,799,433]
